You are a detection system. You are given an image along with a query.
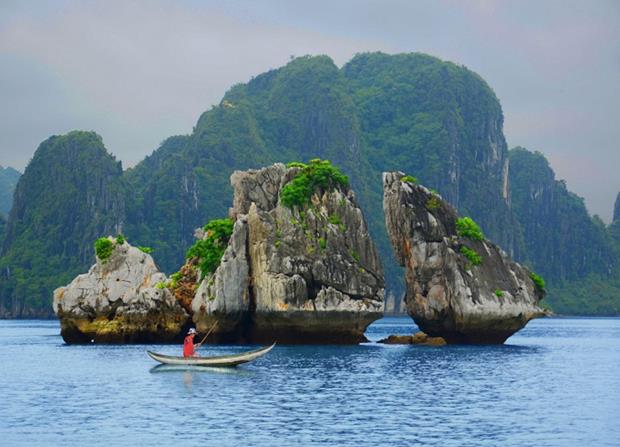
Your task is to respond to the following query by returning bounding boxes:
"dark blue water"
[1,317,619,446]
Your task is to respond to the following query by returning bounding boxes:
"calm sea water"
[1,317,619,447]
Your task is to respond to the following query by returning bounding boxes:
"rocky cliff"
[191,162,384,343]
[383,172,544,344]
[53,237,188,343]
[614,192,620,223]
[0,131,125,317]
[508,147,615,283]
[0,165,20,216]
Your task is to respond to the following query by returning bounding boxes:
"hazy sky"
[1,0,618,220]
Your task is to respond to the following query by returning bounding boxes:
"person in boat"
[183,328,202,358]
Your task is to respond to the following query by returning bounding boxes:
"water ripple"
[0,317,619,446]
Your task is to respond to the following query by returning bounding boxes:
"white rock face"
[383,172,545,344]
[53,238,188,343]
[192,163,384,343]
[192,218,251,334]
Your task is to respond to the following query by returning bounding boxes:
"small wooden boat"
[146,343,275,367]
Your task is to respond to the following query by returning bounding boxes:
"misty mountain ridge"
[1,52,618,317]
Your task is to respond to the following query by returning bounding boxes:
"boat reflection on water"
[149,364,254,376]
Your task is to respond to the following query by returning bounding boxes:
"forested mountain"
[508,147,615,281]
[508,148,619,314]
[122,53,522,299]
[0,52,618,316]
[0,131,125,316]
[0,166,21,216]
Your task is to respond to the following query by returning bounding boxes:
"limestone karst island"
[1,2,619,446]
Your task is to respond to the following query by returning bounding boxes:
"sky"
[0,0,618,221]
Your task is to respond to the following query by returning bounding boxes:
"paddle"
[196,321,218,350]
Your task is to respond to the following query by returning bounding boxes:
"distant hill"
[0,165,21,216]
[1,52,618,316]
[0,132,124,316]
[508,147,619,314]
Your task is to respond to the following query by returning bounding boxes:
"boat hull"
[146,343,275,367]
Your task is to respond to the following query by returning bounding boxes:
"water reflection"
[149,364,253,377]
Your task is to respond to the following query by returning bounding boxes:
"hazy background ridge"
[1,0,618,220]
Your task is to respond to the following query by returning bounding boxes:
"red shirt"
[183,335,195,357]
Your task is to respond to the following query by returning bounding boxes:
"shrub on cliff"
[529,272,546,293]
[186,218,234,278]
[456,217,484,241]
[94,237,114,262]
[281,159,348,209]
[401,175,418,185]
[459,245,482,266]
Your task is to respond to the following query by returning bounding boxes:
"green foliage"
[494,289,504,298]
[115,234,125,245]
[328,214,342,226]
[509,147,616,285]
[426,196,441,211]
[4,55,620,317]
[155,281,166,290]
[95,237,115,262]
[460,245,482,266]
[350,250,360,263]
[400,175,418,184]
[318,237,327,250]
[170,271,183,281]
[281,159,348,209]
[286,162,308,169]
[138,246,153,254]
[529,272,546,292]
[186,218,234,278]
[456,217,484,241]
[328,214,345,232]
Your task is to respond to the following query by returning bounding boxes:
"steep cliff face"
[383,172,544,344]
[614,192,620,223]
[0,131,125,317]
[343,52,523,258]
[508,147,615,282]
[191,163,384,343]
[53,238,188,343]
[0,166,21,216]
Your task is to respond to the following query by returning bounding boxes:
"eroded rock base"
[58,312,189,344]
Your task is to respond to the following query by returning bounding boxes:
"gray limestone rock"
[383,172,544,344]
[192,163,384,343]
[53,237,189,343]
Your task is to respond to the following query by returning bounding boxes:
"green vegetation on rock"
[494,289,504,298]
[426,196,441,211]
[95,237,115,261]
[456,217,484,241]
[460,245,482,266]
[186,218,234,278]
[400,175,418,185]
[281,159,348,209]
[529,272,546,293]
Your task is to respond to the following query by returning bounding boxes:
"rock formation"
[191,162,384,343]
[383,172,545,344]
[378,332,446,346]
[53,237,189,343]
[614,192,620,223]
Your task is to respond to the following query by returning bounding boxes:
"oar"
[196,321,218,349]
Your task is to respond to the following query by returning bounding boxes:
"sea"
[0,316,618,447]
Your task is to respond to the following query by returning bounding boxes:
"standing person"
[183,328,202,358]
